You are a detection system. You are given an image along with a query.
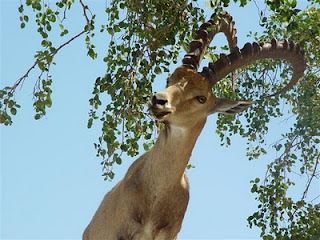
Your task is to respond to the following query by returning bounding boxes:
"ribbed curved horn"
[182,11,238,70]
[201,38,306,97]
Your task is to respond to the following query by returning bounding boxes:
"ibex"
[83,12,305,240]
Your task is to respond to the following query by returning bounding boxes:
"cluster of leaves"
[213,0,320,239]
[0,0,94,124]
[33,78,53,119]
[0,88,21,125]
[214,58,288,148]
[248,176,320,239]
[87,0,207,179]
[249,3,320,239]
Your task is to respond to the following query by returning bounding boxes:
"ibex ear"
[210,98,253,115]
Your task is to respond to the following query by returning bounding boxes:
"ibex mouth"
[149,107,172,120]
[154,111,171,118]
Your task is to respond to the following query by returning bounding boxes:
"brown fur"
[83,67,251,239]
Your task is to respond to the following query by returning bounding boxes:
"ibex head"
[150,12,305,128]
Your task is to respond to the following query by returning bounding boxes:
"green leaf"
[34,114,41,120]
[87,118,93,128]
[87,48,97,59]
[47,14,56,22]
[41,40,48,47]
[108,171,115,180]
[251,184,257,193]
[45,99,52,108]
[46,24,52,31]
[115,156,122,165]
[240,0,247,7]
[37,61,46,71]
[187,164,195,169]
[10,108,17,115]
[18,5,23,13]
[8,100,14,108]
[0,114,5,124]
[154,66,162,74]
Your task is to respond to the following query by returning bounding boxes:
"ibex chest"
[128,177,190,239]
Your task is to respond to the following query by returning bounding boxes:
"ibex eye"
[197,96,207,104]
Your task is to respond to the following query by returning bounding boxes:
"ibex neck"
[145,122,205,187]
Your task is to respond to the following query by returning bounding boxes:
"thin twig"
[302,154,320,200]
[310,194,320,203]
[79,0,91,28]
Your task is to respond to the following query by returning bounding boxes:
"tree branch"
[2,0,94,115]
[7,29,86,97]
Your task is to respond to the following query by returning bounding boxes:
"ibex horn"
[182,11,238,70]
[201,38,306,97]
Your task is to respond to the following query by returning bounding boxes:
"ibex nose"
[152,95,168,106]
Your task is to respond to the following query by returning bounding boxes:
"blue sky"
[1,0,317,240]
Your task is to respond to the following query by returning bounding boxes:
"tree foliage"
[1,0,319,239]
